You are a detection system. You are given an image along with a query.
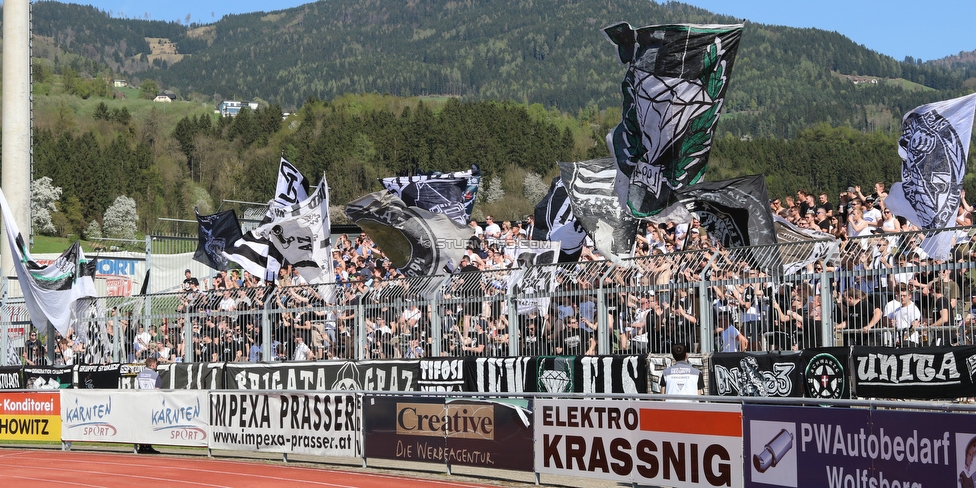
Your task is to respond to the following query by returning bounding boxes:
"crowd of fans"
[19,182,976,366]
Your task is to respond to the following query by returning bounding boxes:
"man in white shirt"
[483,215,501,242]
[293,335,312,361]
[883,287,922,346]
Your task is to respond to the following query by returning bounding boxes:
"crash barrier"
[5,345,976,401]
[1,388,974,488]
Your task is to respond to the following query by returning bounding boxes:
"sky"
[79,0,975,62]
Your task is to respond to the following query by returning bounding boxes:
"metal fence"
[4,225,976,365]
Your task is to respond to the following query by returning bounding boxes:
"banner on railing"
[0,366,22,390]
[159,362,224,390]
[851,345,976,399]
[363,396,533,471]
[449,355,649,394]
[800,348,852,400]
[61,390,208,446]
[710,352,804,397]
[0,391,60,441]
[23,366,73,389]
[76,364,121,389]
[209,391,360,457]
[224,360,419,391]
[743,404,971,488]
[535,399,743,487]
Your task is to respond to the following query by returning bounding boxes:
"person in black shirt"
[555,316,595,356]
[22,329,46,365]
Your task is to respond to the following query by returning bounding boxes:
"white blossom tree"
[84,220,103,240]
[522,171,549,204]
[31,177,62,235]
[482,175,505,204]
[102,195,138,240]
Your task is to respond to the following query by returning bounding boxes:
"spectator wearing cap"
[862,196,883,229]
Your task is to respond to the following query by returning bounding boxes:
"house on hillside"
[153,90,177,103]
[217,100,259,117]
[113,79,128,88]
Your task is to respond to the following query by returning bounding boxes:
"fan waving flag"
[886,93,976,230]
[256,175,334,285]
[346,191,474,277]
[0,188,97,337]
[194,209,243,271]
[604,22,743,218]
[380,165,481,225]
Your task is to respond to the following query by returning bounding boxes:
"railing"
[3,224,975,365]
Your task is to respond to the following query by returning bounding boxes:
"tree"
[31,177,62,235]
[139,79,159,100]
[84,219,103,240]
[102,195,138,240]
[522,171,548,204]
[483,175,505,204]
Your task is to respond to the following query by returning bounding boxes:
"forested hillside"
[25,0,976,139]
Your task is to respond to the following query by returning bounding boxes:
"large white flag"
[0,188,97,337]
[886,93,976,230]
[223,158,311,282]
[256,176,334,286]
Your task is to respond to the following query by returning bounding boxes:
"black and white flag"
[0,188,97,337]
[676,175,780,273]
[274,157,310,207]
[532,176,587,261]
[380,166,481,225]
[773,215,836,275]
[194,209,243,271]
[885,93,976,260]
[256,176,334,285]
[886,93,976,230]
[346,191,474,277]
[676,175,776,248]
[558,158,640,265]
[604,22,743,218]
[222,158,311,282]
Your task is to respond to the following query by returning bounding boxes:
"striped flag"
[256,176,334,285]
[558,157,640,265]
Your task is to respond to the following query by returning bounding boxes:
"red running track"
[0,448,501,487]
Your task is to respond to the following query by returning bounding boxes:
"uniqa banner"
[363,396,533,471]
[744,404,973,488]
[851,345,976,399]
[535,399,743,488]
[208,391,361,458]
[61,390,208,446]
